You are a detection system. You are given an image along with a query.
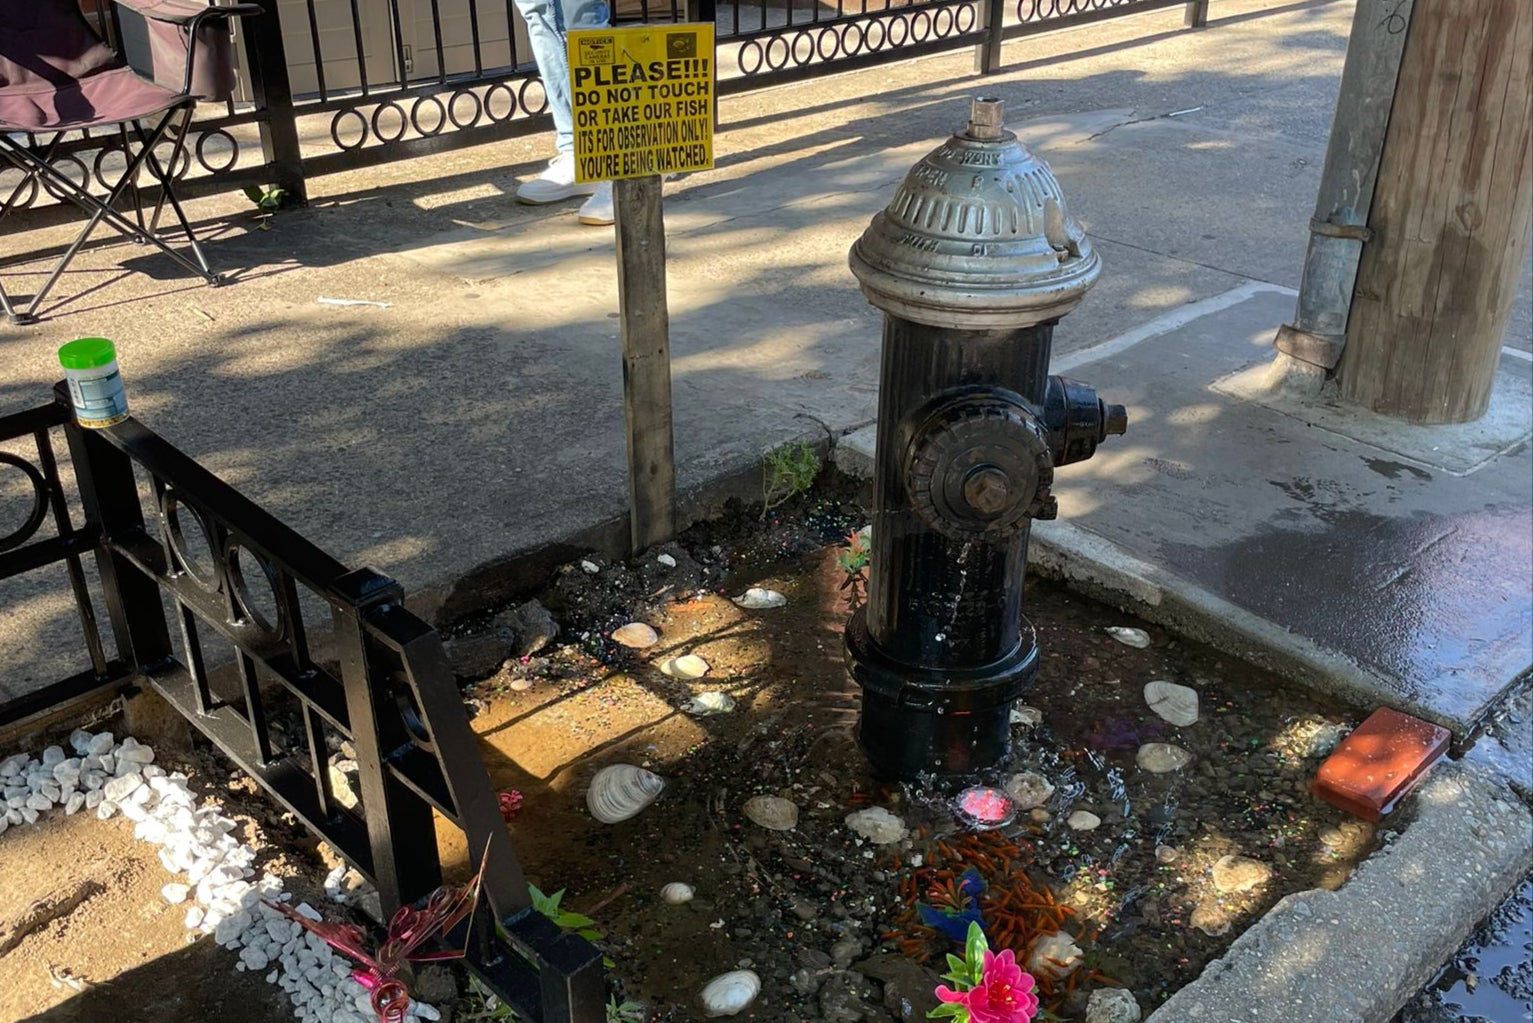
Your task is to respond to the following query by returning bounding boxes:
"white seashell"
[743,795,799,831]
[1144,680,1199,727]
[659,882,695,905]
[611,622,659,648]
[1105,626,1151,648]
[580,560,600,574]
[1010,705,1043,727]
[700,970,761,1017]
[657,553,678,568]
[586,764,665,823]
[1066,810,1101,831]
[732,587,786,609]
[684,691,736,716]
[1136,742,1193,774]
[845,806,907,844]
[660,654,710,679]
[1027,931,1083,979]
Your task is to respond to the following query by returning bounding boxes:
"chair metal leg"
[132,112,217,281]
[0,108,215,320]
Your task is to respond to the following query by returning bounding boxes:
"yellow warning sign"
[567,24,715,183]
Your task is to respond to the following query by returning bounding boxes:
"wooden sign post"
[613,176,676,552]
[567,23,715,552]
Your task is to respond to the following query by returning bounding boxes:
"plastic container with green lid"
[58,337,128,428]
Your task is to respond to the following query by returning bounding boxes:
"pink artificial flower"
[936,948,1039,1023]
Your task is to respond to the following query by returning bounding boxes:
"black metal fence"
[1,0,1207,212]
[0,390,604,1023]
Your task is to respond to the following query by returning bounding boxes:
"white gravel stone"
[118,745,155,765]
[118,799,150,822]
[163,883,190,904]
[42,745,66,766]
[103,772,143,803]
[25,793,53,811]
[6,808,22,825]
[241,946,270,971]
[0,816,7,836]
[82,770,106,791]
[86,732,115,755]
[20,806,39,825]
[0,754,29,776]
[1085,987,1142,1023]
[142,764,166,779]
[1067,810,1103,831]
[98,753,115,774]
[95,799,118,819]
[68,729,94,755]
[64,792,85,815]
[185,906,205,929]
[1005,770,1056,810]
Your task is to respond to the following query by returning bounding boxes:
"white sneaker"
[516,153,599,204]
[577,181,614,226]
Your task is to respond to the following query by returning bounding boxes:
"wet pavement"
[1391,873,1533,1023]
[1027,287,1532,737]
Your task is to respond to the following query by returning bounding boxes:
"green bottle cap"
[58,337,117,371]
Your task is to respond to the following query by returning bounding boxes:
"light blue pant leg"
[512,0,611,155]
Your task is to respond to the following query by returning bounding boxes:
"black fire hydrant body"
[846,98,1127,782]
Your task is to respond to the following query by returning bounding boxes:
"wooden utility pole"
[1335,0,1533,423]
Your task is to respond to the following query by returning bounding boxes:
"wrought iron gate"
[0,389,604,1023]
[0,0,1208,214]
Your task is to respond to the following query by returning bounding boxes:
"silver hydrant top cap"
[849,96,1101,330]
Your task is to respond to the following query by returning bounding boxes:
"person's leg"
[511,0,598,201]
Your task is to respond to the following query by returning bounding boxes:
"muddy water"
[461,534,1378,1020]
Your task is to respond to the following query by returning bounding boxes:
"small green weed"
[242,184,286,229]
[606,995,645,1022]
[461,975,520,1021]
[761,440,821,518]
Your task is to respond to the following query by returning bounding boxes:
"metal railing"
[0,0,1208,212]
[0,389,605,1023]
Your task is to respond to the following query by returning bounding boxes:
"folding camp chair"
[0,0,260,324]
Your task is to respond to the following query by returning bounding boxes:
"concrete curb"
[1145,761,1533,1023]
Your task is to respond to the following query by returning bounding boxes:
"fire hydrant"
[845,97,1127,782]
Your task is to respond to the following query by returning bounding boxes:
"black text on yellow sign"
[567,24,715,183]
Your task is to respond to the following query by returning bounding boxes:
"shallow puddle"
[463,533,1379,1020]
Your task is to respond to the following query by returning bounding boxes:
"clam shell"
[743,794,799,831]
[1105,626,1151,648]
[684,691,736,716]
[660,654,711,679]
[732,587,786,609]
[1144,680,1199,727]
[700,970,761,1017]
[659,882,695,905]
[612,622,659,648]
[586,764,665,823]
